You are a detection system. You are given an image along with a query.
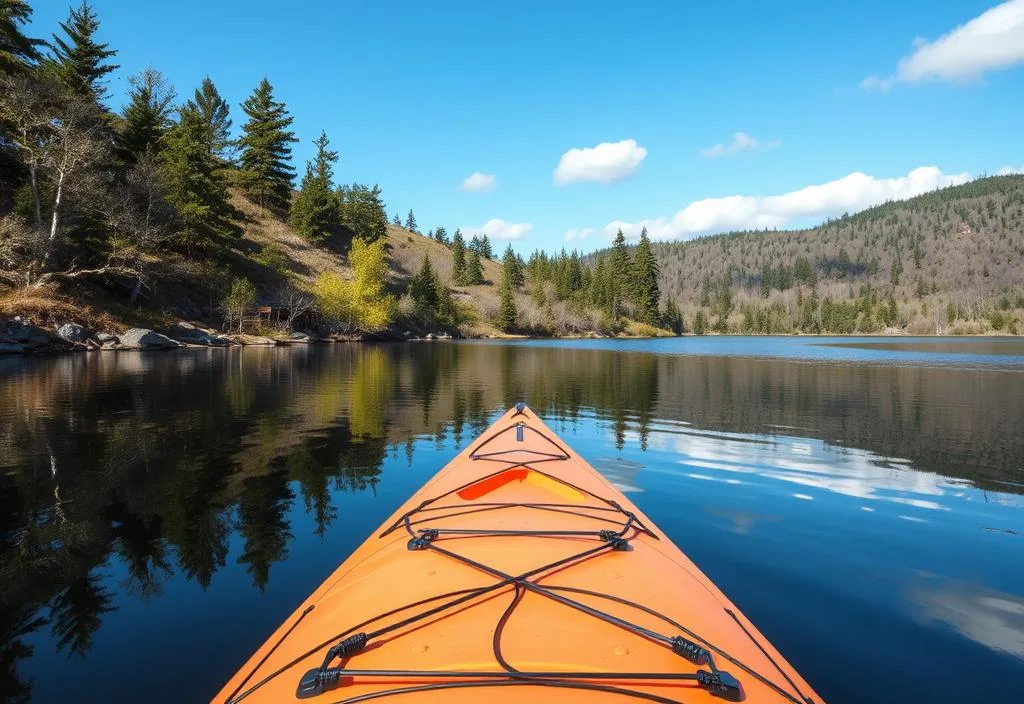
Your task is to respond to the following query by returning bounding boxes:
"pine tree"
[434,225,448,245]
[117,68,175,164]
[409,255,458,325]
[409,256,440,311]
[663,298,684,334]
[450,228,467,284]
[1,0,43,74]
[609,228,631,317]
[480,234,493,259]
[161,104,232,250]
[238,78,297,212]
[631,227,660,325]
[405,209,417,232]
[392,212,401,226]
[186,77,232,159]
[44,1,118,102]
[693,310,708,335]
[465,248,484,285]
[502,244,524,289]
[341,183,388,243]
[497,266,517,332]
[290,131,341,242]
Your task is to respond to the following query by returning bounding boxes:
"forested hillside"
[647,175,1024,334]
[0,1,665,343]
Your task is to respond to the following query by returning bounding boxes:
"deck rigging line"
[226,416,814,704]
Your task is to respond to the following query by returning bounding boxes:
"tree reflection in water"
[0,341,1021,700]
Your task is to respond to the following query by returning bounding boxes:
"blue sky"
[27,0,1024,253]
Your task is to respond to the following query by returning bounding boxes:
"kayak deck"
[215,404,821,703]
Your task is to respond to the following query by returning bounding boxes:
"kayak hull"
[214,405,821,703]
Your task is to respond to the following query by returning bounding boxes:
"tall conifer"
[44,1,118,103]
[631,226,660,325]
[186,77,232,159]
[117,68,175,164]
[450,228,467,284]
[465,248,484,285]
[0,0,43,74]
[238,78,297,212]
[609,228,631,317]
[290,131,341,242]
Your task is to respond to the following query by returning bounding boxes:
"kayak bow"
[214,403,822,703]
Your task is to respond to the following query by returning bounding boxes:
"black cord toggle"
[407,528,439,550]
[296,667,342,699]
[598,530,630,550]
[328,632,367,661]
[697,668,744,701]
[671,635,709,665]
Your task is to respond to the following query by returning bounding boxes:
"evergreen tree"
[341,183,388,242]
[161,104,232,249]
[465,248,484,285]
[238,78,297,212]
[290,131,341,242]
[405,209,417,232]
[409,255,440,311]
[497,266,517,333]
[468,234,482,254]
[44,1,118,102]
[185,77,232,159]
[392,212,401,226]
[480,234,493,259]
[434,225,448,245]
[631,226,660,325]
[663,298,684,334]
[502,244,524,288]
[450,228,467,284]
[117,68,175,164]
[609,228,631,317]
[693,310,708,335]
[409,255,458,325]
[1,0,43,74]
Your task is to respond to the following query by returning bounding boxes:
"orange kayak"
[214,404,822,703]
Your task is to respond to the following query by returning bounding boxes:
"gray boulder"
[96,332,118,343]
[3,322,50,346]
[57,322,91,343]
[166,322,229,346]
[118,328,179,349]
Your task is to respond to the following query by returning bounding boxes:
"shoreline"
[2,318,1018,358]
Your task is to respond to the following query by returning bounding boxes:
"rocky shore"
[0,319,458,355]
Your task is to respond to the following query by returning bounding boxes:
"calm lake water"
[1,337,1023,703]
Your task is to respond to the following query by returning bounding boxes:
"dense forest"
[641,175,1024,334]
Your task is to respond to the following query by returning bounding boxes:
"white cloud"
[863,0,1024,89]
[464,218,533,241]
[601,166,971,242]
[459,172,497,192]
[564,227,596,243]
[997,164,1024,175]
[699,132,781,158]
[553,139,647,185]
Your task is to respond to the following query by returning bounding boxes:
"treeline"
[483,228,675,335]
[642,175,1024,335]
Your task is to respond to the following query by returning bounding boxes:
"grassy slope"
[229,194,505,336]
